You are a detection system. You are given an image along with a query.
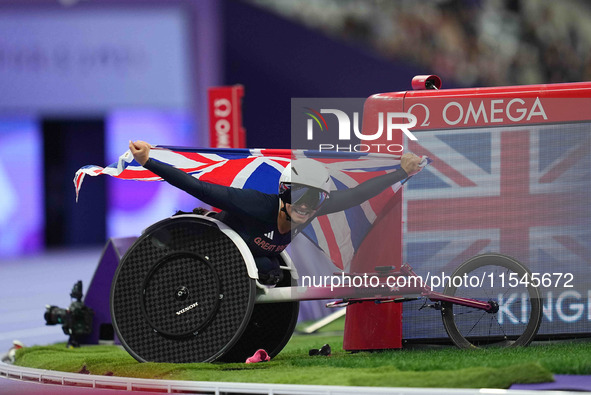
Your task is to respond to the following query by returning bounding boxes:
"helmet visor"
[290,185,329,211]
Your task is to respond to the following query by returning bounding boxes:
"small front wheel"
[441,253,542,349]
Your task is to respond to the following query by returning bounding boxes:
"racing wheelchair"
[110,215,542,363]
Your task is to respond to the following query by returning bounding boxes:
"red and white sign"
[398,82,591,130]
[405,97,591,130]
[208,85,246,148]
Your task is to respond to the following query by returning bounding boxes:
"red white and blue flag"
[75,146,428,271]
[301,153,421,271]
[402,125,591,338]
[74,146,292,201]
[405,125,590,274]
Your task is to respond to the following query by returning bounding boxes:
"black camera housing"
[44,281,94,347]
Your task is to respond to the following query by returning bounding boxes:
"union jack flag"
[75,146,429,271]
[301,152,427,271]
[402,124,591,337]
[74,147,292,202]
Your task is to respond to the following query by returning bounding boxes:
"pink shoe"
[245,349,270,364]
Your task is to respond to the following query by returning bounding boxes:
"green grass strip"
[22,335,591,388]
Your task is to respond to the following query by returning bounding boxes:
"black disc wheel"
[111,216,256,363]
[441,253,542,349]
[139,250,222,339]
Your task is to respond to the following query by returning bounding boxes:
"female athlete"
[129,140,422,284]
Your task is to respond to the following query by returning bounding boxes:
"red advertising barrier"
[208,85,246,148]
[343,95,405,351]
[344,80,591,350]
[403,82,591,131]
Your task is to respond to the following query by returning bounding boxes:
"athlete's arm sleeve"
[318,168,409,214]
[144,158,273,217]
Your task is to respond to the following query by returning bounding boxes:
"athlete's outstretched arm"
[128,140,275,218]
[318,153,421,214]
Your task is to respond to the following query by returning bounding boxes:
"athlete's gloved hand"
[129,140,152,166]
[401,152,422,176]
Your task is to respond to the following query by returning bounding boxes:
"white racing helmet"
[279,159,331,210]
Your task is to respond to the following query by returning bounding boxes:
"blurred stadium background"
[0,0,589,348]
